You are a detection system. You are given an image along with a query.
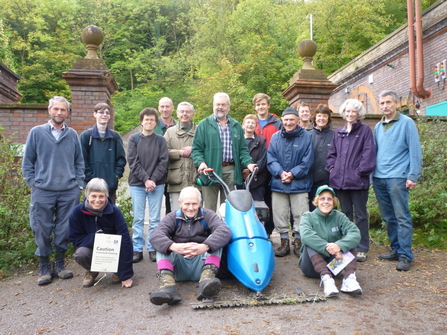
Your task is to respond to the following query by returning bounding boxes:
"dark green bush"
[0,130,34,275]
[368,117,447,249]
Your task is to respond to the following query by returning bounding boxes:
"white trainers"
[320,274,339,297]
[340,273,362,294]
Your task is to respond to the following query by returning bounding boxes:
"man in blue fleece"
[373,90,422,272]
[22,96,85,285]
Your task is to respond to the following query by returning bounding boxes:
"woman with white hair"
[325,99,376,263]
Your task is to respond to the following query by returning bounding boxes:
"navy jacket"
[311,124,334,187]
[79,124,126,191]
[325,121,376,190]
[267,127,314,193]
[69,199,134,281]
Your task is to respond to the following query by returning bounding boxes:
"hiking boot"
[292,238,301,258]
[320,274,339,297]
[356,252,368,262]
[149,251,157,262]
[150,270,182,306]
[111,273,120,284]
[52,260,73,279]
[275,238,290,257]
[132,251,143,263]
[37,263,52,286]
[379,250,399,261]
[340,273,362,294]
[197,264,221,301]
[83,270,99,288]
[396,256,410,271]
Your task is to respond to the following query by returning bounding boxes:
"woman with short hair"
[69,178,133,288]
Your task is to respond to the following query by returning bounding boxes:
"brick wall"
[328,1,447,116]
[0,104,48,143]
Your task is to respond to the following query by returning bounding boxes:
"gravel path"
[1,238,446,335]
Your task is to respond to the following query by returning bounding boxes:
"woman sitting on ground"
[69,178,133,288]
[299,185,362,297]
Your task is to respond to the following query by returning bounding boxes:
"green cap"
[316,185,336,196]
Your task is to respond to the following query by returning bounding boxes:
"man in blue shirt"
[373,90,422,271]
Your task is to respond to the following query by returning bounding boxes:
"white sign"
[91,234,122,273]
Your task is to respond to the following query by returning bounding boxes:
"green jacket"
[192,115,253,185]
[299,208,360,266]
[154,118,177,136]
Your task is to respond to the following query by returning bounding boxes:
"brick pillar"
[62,25,118,134]
[282,39,338,111]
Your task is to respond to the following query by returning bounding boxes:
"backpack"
[87,128,119,153]
[175,208,209,233]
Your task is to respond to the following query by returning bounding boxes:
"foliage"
[368,118,447,249]
[0,130,34,274]
[116,182,134,229]
[2,0,439,132]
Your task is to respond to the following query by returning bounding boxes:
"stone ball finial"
[297,39,317,70]
[82,25,104,59]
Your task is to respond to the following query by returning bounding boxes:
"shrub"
[368,117,447,249]
[0,130,35,274]
[116,182,134,228]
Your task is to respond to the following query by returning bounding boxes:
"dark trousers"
[74,247,93,270]
[336,189,369,252]
[299,245,357,279]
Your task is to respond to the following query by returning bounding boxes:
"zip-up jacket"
[79,124,126,191]
[150,208,231,255]
[69,199,134,281]
[326,121,376,190]
[255,113,282,148]
[299,208,360,264]
[311,124,334,187]
[267,126,314,193]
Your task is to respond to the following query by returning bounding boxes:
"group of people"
[21,89,422,301]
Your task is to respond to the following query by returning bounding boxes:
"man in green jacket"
[79,103,126,203]
[192,92,257,212]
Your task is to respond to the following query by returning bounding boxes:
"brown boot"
[197,264,221,301]
[82,270,99,288]
[149,270,182,306]
[292,238,302,258]
[275,238,290,257]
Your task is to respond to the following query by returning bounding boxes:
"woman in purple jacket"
[325,99,376,262]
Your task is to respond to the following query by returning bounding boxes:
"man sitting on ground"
[149,186,231,305]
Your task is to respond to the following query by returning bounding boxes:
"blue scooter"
[203,168,275,295]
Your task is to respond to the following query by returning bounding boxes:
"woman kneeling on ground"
[299,185,362,297]
[69,178,133,288]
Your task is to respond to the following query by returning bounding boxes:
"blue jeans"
[130,184,164,252]
[373,178,413,261]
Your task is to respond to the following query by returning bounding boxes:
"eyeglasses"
[96,110,110,115]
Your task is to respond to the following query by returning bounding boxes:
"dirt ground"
[0,235,446,335]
